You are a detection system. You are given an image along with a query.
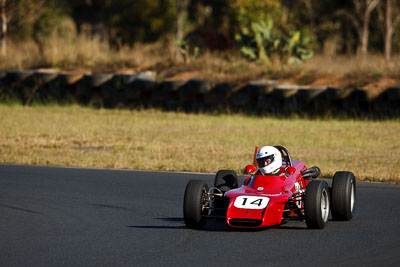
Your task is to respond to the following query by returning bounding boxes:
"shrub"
[235,18,313,65]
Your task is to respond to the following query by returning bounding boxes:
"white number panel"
[233,196,270,209]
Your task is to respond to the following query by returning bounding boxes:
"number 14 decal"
[234,196,269,209]
[242,198,262,206]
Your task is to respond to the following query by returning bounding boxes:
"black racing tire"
[214,170,238,193]
[75,75,93,98]
[304,180,330,229]
[183,180,209,229]
[331,171,356,221]
[61,73,84,85]
[89,74,113,88]
[34,71,59,84]
[179,79,213,101]
[5,70,35,83]
[272,85,299,99]
[387,87,400,101]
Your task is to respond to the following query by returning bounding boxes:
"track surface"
[0,164,399,266]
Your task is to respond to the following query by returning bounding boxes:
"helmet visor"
[257,154,275,168]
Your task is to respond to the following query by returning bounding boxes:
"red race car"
[183,145,356,229]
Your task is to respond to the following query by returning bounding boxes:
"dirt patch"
[165,71,203,81]
[163,68,399,96]
[361,77,400,97]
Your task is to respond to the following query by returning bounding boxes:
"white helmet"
[256,146,282,175]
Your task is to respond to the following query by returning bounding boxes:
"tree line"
[0,0,399,60]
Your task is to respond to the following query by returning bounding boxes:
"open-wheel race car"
[183,145,356,229]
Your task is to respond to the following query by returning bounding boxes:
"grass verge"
[0,104,399,183]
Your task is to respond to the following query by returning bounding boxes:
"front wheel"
[304,180,330,229]
[183,180,209,229]
[331,171,356,221]
[214,170,238,193]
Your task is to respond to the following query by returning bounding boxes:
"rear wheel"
[214,170,238,193]
[331,171,356,221]
[304,180,330,229]
[183,180,209,229]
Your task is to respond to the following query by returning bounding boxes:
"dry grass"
[304,54,400,77]
[1,33,399,87]
[180,52,400,84]
[0,34,171,72]
[0,105,399,183]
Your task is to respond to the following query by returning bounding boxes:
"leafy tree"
[282,0,344,52]
[0,0,398,60]
[101,0,176,43]
[2,0,46,41]
[1,0,72,41]
[1,0,6,55]
[230,0,281,29]
[33,1,70,45]
[336,0,381,55]
[383,0,400,60]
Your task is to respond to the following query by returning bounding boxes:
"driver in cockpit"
[256,146,283,175]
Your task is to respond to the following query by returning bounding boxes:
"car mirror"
[286,166,296,175]
[245,165,256,174]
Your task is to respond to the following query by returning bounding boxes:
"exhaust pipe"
[301,166,321,179]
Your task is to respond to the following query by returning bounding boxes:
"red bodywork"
[225,160,308,228]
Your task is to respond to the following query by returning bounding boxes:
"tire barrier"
[152,80,185,111]
[231,80,275,112]
[0,70,399,117]
[179,79,214,111]
[204,82,239,111]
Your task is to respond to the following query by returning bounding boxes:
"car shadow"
[127,217,187,229]
[127,217,232,231]
[127,217,309,232]
[127,225,187,230]
[273,225,308,230]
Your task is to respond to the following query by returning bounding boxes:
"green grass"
[0,104,399,182]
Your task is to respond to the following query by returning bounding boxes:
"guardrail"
[0,70,399,117]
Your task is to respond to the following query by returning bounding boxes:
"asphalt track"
[0,164,399,266]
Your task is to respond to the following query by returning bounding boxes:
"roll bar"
[273,145,293,167]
